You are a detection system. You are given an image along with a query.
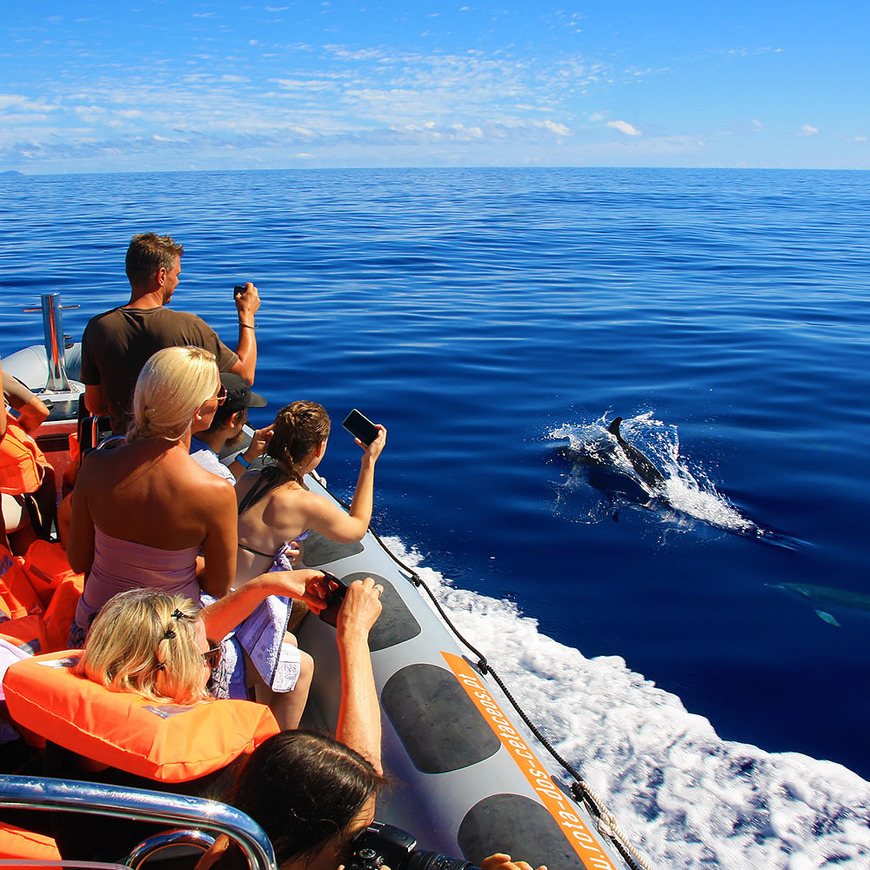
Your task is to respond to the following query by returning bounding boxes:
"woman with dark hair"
[228,402,385,729]
[227,730,384,870]
[220,731,541,870]
[234,400,387,585]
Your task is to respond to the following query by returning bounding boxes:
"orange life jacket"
[0,546,44,621]
[0,416,46,496]
[21,539,84,651]
[21,539,80,607]
[3,651,280,783]
[0,821,61,861]
[0,613,49,656]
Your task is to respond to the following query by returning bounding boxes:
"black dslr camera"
[347,822,479,870]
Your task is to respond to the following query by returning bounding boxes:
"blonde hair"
[75,588,210,706]
[127,346,219,442]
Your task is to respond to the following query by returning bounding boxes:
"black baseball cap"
[220,372,267,413]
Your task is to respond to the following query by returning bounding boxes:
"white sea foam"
[382,536,870,870]
[550,415,758,537]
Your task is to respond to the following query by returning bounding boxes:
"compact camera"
[317,571,348,627]
[347,822,478,870]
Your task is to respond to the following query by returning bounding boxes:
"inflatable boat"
[0,294,648,870]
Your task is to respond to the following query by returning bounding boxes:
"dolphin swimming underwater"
[766,581,870,627]
[607,417,666,493]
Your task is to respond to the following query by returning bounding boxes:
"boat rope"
[320,478,654,870]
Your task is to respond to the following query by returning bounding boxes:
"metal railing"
[0,775,276,870]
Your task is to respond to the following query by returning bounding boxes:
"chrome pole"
[41,293,71,392]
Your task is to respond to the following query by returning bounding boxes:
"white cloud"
[271,78,337,92]
[752,119,763,129]
[798,124,819,136]
[607,119,641,136]
[0,94,62,113]
[721,46,782,57]
[73,105,108,122]
[537,120,571,136]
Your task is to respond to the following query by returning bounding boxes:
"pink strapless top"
[74,527,202,630]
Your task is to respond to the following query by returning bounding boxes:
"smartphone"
[318,572,349,627]
[342,409,379,447]
[233,284,247,294]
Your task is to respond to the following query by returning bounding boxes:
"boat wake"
[548,414,784,545]
[383,536,870,870]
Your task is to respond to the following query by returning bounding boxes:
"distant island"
[1,170,24,177]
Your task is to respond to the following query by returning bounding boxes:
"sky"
[2,0,869,174]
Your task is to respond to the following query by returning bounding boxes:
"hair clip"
[163,627,176,640]
[154,662,166,672]
[170,609,187,620]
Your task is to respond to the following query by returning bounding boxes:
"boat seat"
[76,413,115,455]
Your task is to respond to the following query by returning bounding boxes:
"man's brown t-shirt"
[80,306,239,433]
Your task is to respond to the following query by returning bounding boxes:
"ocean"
[1,167,869,869]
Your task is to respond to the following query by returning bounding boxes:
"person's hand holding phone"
[343,409,387,464]
[362,424,386,464]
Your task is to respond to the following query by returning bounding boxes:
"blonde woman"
[37,580,331,863]
[68,346,237,644]
[76,580,330,708]
[75,588,216,706]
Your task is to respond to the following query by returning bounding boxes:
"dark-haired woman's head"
[231,730,384,869]
[266,402,331,484]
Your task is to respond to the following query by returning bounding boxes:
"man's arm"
[2,369,50,433]
[84,383,110,416]
[225,423,272,480]
[230,282,259,385]
[79,319,111,415]
[335,577,384,773]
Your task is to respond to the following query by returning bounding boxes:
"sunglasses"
[202,639,222,670]
[215,385,228,406]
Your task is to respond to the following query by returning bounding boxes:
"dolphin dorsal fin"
[608,417,623,437]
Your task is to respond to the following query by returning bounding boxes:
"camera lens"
[405,852,480,870]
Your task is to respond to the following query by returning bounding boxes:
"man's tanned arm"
[231,282,259,385]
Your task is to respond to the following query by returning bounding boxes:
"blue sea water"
[2,167,870,868]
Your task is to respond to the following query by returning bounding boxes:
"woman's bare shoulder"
[295,487,344,522]
[269,482,332,513]
[76,441,130,487]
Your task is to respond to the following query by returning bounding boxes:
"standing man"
[81,233,260,433]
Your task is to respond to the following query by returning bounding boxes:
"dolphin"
[607,417,666,493]
[765,581,870,627]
